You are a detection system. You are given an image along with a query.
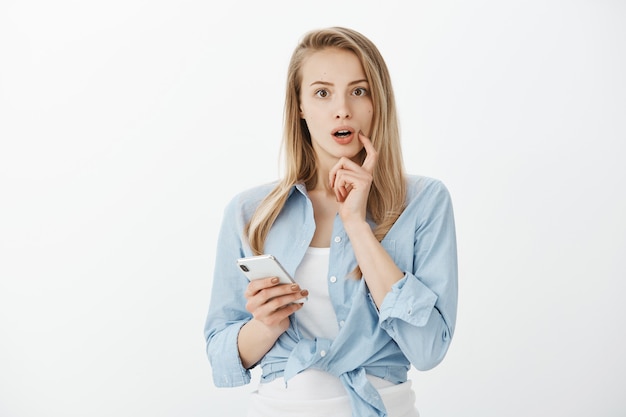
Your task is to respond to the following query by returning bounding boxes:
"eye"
[315,89,329,98]
[353,87,368,97]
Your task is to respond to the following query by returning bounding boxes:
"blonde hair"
[246,27,407,276]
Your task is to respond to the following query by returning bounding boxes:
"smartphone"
[236,254,296,285]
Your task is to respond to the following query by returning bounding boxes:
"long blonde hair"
[245,27,407,276]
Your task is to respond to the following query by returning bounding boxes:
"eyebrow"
[309,79,369,87]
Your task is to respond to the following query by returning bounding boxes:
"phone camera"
[239,264,249,272]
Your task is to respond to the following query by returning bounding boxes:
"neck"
[311,159,336,196]
[310,176,334,198]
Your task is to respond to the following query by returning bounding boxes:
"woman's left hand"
[329,131,378,223]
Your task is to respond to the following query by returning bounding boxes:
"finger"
[358,131,378,173]
[246,276,281,296]
[328,160,345,189]
[334,170,365,192]
[331,168,349,202]
[329,157,360,189]
[246,282,299,312]
[246,283,304,313]
[338,185,348,202]
[253,289,309,317]
[258,301,304,326]
[334,184,344,202]
[249,282,302,303]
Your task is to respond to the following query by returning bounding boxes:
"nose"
[335,97,351,119]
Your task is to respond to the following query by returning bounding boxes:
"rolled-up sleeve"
[378,180,458,371]
[204,196,254,387]
[379,273,438,328]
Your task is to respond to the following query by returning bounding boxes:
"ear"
[299,107,304,118]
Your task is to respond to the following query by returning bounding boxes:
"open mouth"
[334,130,352,138]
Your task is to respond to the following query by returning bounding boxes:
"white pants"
[247,370,419,417]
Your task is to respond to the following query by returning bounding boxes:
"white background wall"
[1,1,625,416]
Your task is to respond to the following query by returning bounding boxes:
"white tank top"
[293,246,339,340]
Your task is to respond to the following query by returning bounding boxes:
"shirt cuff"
[209,321,252,387]
[379,272,438,328]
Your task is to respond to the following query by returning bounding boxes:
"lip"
[331,126,355,145]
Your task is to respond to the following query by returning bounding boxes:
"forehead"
[300,48,366,84]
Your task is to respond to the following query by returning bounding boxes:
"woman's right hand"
[244,277,308,335]
[238,277,308,368]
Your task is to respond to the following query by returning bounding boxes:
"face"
[299,48,373,169]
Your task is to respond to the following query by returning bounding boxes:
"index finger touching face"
[358,131,378,172]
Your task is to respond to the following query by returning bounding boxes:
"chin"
[346,146,366,162]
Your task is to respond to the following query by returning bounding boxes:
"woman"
[204,26,458,417]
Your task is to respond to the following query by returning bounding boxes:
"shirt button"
[339,320,345,327]
[334,236,341,243]
[320,350,327,357]
[329,276,337,283]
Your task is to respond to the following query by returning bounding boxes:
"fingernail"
[300,289,309,297]
[291,284,299,291]
[271,277,279,284]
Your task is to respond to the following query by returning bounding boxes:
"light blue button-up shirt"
[204,175,458,417]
